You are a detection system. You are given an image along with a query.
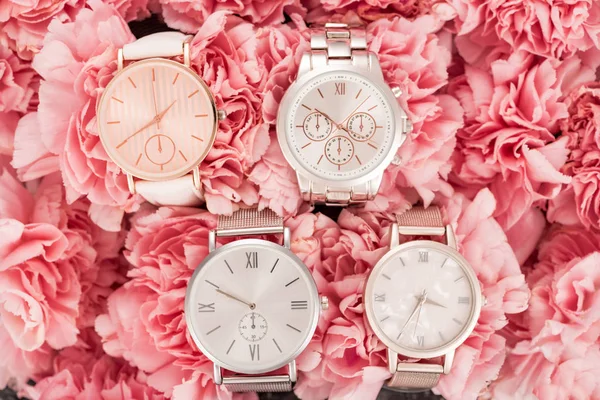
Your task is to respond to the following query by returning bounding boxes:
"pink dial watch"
[97,31,225,206]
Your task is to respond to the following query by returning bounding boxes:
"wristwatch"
[185,209,328,392]
[276,23,412,206]
[97,31,225,206]
[364,206,483,391]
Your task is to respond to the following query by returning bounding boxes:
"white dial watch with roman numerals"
[276,23,412,206]
[364,206,483,391]
[185,209,327,392]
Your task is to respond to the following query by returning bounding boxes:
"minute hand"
[331,96,371,135]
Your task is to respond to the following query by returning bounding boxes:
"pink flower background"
[0,0,599,398]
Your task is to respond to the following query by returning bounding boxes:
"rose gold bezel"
[97,58,218,182]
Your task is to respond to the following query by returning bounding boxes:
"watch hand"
[158,135,162,153]
[330,96,371,136]
[397,290,427,339]
[216,288,256,309]
[338,137,341,154]
[155,100,177,124]
[315,109,349,134]
[414,295,447,309]
[413,300,424,337]
[117,115,160,148]
[151,79,160,130]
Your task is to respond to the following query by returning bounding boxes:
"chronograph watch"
[276,23,412,205]
[185,209,328,393]
[97,32,226,206]
[364,206,484,391]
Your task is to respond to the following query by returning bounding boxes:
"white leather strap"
[135,175,203,206]
[122,31,191,61]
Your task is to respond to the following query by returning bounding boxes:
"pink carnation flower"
[0,0,84,60]
[158,0,304,33]
[449,0,600,60]
[491,226,600,398]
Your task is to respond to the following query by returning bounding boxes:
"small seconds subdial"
[303,112,332,141]
[238,312,268,342]
[145,134,176,167]
[347,112,376,141]
[325,136,354,166]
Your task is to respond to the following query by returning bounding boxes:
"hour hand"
[414,295,447,309]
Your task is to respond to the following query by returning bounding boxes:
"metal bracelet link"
[309,23,369,68]
[304,180,374,205]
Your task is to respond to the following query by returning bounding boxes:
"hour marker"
[418,251,429,263]
[285,277,299,287]
[192,135,204,142]
[291,300,308,310]
[272,338,282,353]
[195,114,208,118]
[286,324,301,333]
[335,82,346,95]
[224,260,234,274]
[376,125,383,128]
[380,316,390,322]
[135,153,143,166]
[249,344,260,361]
[367,142,378,149]
[441,258,449,268]
[296,125,303,128]
[301,143,311,149]
[107,121,120,124]
[128,77,137,88]
[452,318,462,325]
[245,252,258,268]
[382,273,391,280]
[374,293,386,302]
[317,88,324,98]
[179,150,188,162]
[454,276,464,283]
[205,280,219,289]
[226,340,236,355]
[355,89,362,99]
[160,165,164,171]
[355,155,362,165]
[399,257,406,266]
[317,155,324,164]
[152,68,155,81]
[206,325,221,335]
[439,331,445,341]
[111,96,123,103]
[367,105,378,111]
[197,302,215,312]
[458,297,470,304]
[188,89,199,98]
[270,258,279,273]
[172,73,180,85]
[302,104,312,111]
[417,335,424,347]
[338,165,341,171]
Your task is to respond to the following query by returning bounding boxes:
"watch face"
[185,240,320,374]
[97,58,217,181]
[282,71,396,181]
[365,241,481,358]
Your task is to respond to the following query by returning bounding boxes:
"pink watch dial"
[97,58,217,181]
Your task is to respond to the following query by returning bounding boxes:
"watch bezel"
[276,66,409,187]
[364,240,482,359]
[97,58,218,182]
[184,238,321,375]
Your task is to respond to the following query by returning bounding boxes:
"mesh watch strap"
[388,369,441,390]
[215,209,284,236]
[224,376,293,392]
[396,206,444,228]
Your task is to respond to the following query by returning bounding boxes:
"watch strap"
[223,376,293,392]
[122,31,191,60]
[388,206,445,391]
[215,208,284,237]
[135,175,203,207]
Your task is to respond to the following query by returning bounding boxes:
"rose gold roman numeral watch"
[277,23,412,206]
[97,31,225,206]
[364,206,484,391]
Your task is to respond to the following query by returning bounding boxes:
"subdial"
[144,134,176,167]
[303,112,332,141]
[325,136,354,165]
[238,312,268,342]
[347,112,376,141]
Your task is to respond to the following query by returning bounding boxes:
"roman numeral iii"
[291,300,308,310]
[458,296,470,304]
[246,252,258,268]
[197,302,215,312]
[335,82,346,95]
[249,344,260,361]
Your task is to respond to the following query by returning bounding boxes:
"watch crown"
[391,155,402,166]
[217,109,227,121]
[320,295,329,311]
[402,117,412,133]
[483,295,488,307]
[391,86,402,98]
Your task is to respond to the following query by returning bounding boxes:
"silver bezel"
[364,240,482,359]
[185,238,320,375]
[276,66,408,187]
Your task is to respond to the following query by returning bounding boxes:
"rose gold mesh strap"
[388,368,441,390]
[223,376,293,392]
[215,208,284,236]
[395,206,446,236]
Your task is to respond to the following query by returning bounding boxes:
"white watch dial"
[186,240,319,374]
[284,72,395,180]
[366,241,480,357]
